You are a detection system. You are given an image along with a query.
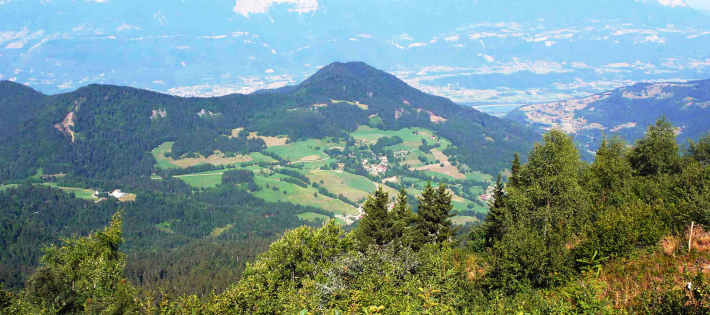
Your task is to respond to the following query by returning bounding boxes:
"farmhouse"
[110,189,127,199]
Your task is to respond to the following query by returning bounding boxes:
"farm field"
[301,169,378,202]
[149,126,491,226]
[297,212,330,223]
[151,142,276,169]
[175,172,224,188]
[231,128,289,147]
[252,172,358,215]
[265,139,343,162]
[350,126,452,149]
[413,149,466,179]
[40,183,97,200]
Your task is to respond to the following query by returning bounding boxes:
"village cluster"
[361,156,388,175]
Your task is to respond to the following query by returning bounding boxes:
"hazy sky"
[686,0,710,10]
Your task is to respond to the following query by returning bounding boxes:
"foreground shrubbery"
[3,117,710,314]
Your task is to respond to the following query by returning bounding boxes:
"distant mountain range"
[1,0,709,108]
[506,78,710,153]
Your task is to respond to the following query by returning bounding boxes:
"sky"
[686,0,710,10]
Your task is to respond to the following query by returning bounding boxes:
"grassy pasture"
[265,139,343,162]
[175,172,224,188]
[304,170,377,202]
[151,142,276,169]
[151,142,181,169]
[253,172,358,215]
[41,183,97,200]
[350,126,452,150]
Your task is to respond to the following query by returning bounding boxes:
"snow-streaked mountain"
[1,0,709,110]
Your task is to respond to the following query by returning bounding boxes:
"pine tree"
[390,188,416,249]
[354,186,394,250]
[412,182,458,249]
[509,152,521,188]
[434,183,459,244]
[483,173,507,247]
[411,182,437,249]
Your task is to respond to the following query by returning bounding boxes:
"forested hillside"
[2,118,710,314]
[0,62,536,181]
[0,62,538,296]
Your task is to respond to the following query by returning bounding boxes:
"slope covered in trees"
[0,62,537,181]
[3,118,710,314]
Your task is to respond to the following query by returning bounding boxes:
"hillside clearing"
[253,172,358,215]
[152,142,275,169]
[210,224,234,237]
[176,173,223,188]
[231,128,289,147]
[413,149,466,179]
[40,183,97,200]
[332,99,369,110]
[265,139,343,162]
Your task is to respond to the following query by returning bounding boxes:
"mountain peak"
[297,61,415,102]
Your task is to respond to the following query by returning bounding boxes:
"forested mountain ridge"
[507,78,710,153]
[0,62,537,181]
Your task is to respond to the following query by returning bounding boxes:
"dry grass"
[298,155,322,162]
[691,225,710,253]
[661,236,679,256]
[169,151,253,168]
[230,128,289,147]
[413,149,466,179]
[118,193,137,202]
[599,225,710,309]
[464,255,486,281]
[428,111,447,123]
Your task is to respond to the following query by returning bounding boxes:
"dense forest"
[0,62,537,182]
[0,179,332,295]
[2,118,710,314]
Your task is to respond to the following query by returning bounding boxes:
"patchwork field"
[149,126,491,226]
[152,142,276,169]
[231,128,289,147]
[413,149,466,179]
[350,126,452,149]
[253,172,359,215]
[265,139,343,162]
